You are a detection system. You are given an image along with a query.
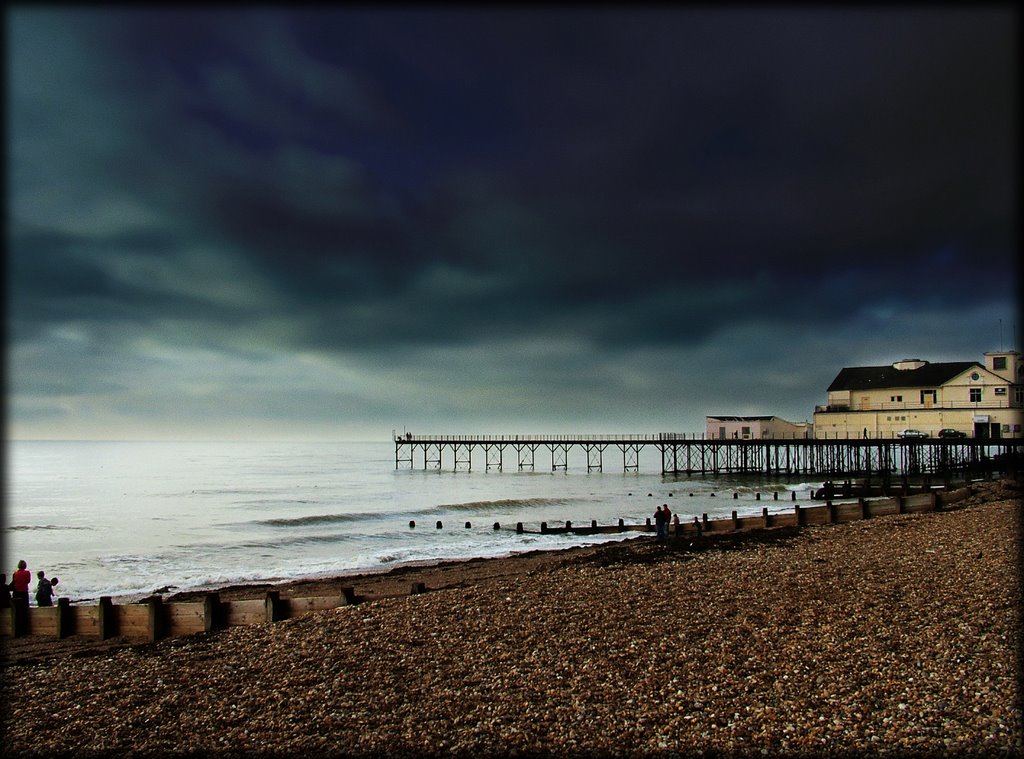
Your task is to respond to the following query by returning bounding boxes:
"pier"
[394,433,1023,479]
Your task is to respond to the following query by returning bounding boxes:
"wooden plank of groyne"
[835,502,863,522]
[113,604,151,639]
[28,607,59,637]
[72,605,101,637]
[166,602,208,637]
[802,504,829,525]
[904,493,938,513]
[770,513,797,528]
[224,598,266,627]
[0,608,12,636]
[868,499,900,518]
[284,598,344,614]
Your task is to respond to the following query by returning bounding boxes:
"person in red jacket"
[11,560,31,608]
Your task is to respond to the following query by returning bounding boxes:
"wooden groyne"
[0,584,428,643]
[0,485,979,645]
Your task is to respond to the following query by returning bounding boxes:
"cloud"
[7,7,1017,440]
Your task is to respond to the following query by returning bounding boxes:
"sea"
[5,440,830,603]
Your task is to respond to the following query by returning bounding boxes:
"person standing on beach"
[12,560,32,608]
[663,503,672,526]
[35,571,55,607]
[654,505,666,539]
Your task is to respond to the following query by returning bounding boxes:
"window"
[890,395,902,402]
[994,387,1007,396]
[741,426,751,438]
[920,390,936,404]
[993,356,1007,370]
[1015,388,1023,404]
[970,388,982,403]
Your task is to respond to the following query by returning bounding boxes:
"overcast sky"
[7,7,1019,441]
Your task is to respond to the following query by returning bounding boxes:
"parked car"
[938,428,967,439]
[897,429,929,439]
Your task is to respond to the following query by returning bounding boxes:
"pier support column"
[619,443,641,472]
[484,443,505,472]
[549,444,569,472]
[585,444,606,473]
[516,444,537,472]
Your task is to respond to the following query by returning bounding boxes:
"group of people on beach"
[653,504,683,540]
[654,504,704,542]
[2,560,58,609]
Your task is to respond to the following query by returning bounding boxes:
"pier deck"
[394,433,1022,478]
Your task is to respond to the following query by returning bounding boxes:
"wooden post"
[591,519,598,529]
[826,500,836,524]
[762,507,770,528]
[516,522,524,534]
[147,596,164,643]
[773,491,778,501]
[791,490,797,501]
[339,587,357,606]
[794,504,802,526]
[410,582,426,595]
[56,597,72,639]
[264,591,285,623]
[932,491,941,511]
[98,596,115,640]
[859,498,868,519]
[203,593,220,633]
[618,518,625,531]
[896,495,905,514]
[11,599,28,638]
[566,520,572,530]
[541,522,548,534]
[731,510,739,530]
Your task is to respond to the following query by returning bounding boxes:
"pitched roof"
[827,361,981,392]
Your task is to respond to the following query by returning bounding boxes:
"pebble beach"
[2,479,1021,757]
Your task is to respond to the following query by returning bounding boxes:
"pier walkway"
[394,433,1022,479]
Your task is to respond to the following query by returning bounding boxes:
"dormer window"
[993,356,1007,370]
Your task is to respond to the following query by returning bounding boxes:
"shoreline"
[63,490,885,605]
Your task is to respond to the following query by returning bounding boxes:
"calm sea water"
[5,440,826,602]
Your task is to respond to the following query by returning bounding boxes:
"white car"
[897,429,929,439]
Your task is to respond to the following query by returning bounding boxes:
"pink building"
[705,415,810,440]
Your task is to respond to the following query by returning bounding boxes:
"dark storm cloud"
[8,7,1017,437]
